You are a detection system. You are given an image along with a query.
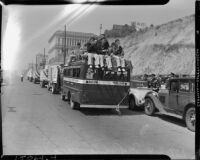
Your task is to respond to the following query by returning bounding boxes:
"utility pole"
[63,25,67,65]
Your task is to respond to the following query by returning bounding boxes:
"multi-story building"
[112,24,125,30]
[48,30,96,65]
[36,53,48,69]
[131,22,148,31]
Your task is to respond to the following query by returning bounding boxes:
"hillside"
[108,15,195,75]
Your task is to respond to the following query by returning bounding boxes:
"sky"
[1,0,196,74]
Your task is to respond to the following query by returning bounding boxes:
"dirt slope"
[108,15,195,75]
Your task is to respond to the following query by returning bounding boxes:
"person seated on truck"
[66,42,83,65]
[104,42,115,72]
[111,39,125,72]
[96,34,110,70]
[85,37,98,69]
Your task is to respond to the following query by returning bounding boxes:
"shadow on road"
[154,114,186,128]
[79,107,144,116]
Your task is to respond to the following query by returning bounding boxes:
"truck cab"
[144,77,195,132]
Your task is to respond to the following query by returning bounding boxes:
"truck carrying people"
[60,34,133,110]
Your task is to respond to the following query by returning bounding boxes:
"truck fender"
[145,94,166,113]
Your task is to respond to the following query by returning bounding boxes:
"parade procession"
[1,1,196,159]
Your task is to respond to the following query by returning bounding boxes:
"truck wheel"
[129,96,136,110]
[61,94,65,101]
[185,107,195,132]
[70,98,80,110]
[52,84,57,94]
[144,97,155,116]
[40,81,45,88]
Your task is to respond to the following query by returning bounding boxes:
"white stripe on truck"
[63,77,130,86]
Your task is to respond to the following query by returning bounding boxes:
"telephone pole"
[63,25,67,65]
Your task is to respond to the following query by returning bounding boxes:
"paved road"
[1,76,195,159]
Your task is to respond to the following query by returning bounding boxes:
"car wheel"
[129,96,136,110]
[185,107,195,132]
[144,97,155,116]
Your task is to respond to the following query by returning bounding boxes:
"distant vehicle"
[40,65,49,88]
[60,59,132,110]
[47,65,62,94]
[144,77,195,132]
[27,69,33,82]
[32,69,40,84]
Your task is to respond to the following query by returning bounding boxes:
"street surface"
[1,75,195,159]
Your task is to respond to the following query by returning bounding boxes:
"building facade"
[131,22,148,31]
[36,53,48,70]
[48,30,96,65]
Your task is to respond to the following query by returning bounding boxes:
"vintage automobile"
[128,80,158,110]
[144,77,195,132]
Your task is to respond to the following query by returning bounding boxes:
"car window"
[170,81,179,92]
[179,81,189,92]
[190,80,195,92]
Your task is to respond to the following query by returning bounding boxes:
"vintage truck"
[39,65,49,88]
[27,69,33,82]
[144,77,195,132]
[47,65,62,94]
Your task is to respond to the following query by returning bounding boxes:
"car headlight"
[152,92,158,97]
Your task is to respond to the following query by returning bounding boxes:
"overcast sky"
[1,0,196,73]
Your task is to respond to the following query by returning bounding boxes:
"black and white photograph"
[1,0,196,159]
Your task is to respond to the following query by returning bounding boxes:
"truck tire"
[129,96,136,110]
[61,94,65,101]
[185,107,195,132]
[52,84,57,94]
[70,98,80,110]
[40,81,45,88]
[33,78,36,84]
[144,97,155,116]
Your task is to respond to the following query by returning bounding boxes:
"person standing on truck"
[111,39,125,72]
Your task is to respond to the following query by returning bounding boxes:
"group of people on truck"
[67,34,126,73]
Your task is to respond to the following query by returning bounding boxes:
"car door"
[177,79,190,113]
[168,79,179,112]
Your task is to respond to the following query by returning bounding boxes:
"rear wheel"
[52,84,57,94]
[144,97,155,116]
[129,96,136,110]
[70,98,80,110]
[61,93,65,101]
[185,107,195,132]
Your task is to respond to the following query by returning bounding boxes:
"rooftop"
[48,30,97,43]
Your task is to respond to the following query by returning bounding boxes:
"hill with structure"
[108,15,195,76]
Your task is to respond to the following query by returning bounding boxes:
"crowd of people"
[141,72,179,92]
[67,34,126,73]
